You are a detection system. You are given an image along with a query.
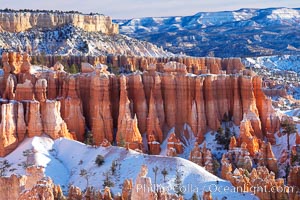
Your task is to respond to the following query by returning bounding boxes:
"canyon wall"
[0,11,119,34]
[0,52,280,156]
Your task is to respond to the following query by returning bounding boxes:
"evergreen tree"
[95,155,105,167]
[174,169,184,196]
[192,192,198,200]
[281,119,297,153]
[111,160,118,175]
[118,133,126,147]
[214,127,232,150]
[161,168,168,183]
[103,171,114,188]
[0,160,11,176]
[69,64,78,74]
[281,119,297,180]
[84,130,94,145]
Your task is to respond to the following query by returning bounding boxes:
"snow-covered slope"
[0,24,172,57]
[244,55,300,73]
[243,55,300,100]
[117,7,300,57]
[1,136,257,199]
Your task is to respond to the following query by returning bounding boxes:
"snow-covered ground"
[243,55,300,100]
[244,55,300,74]
[1,136,258,199]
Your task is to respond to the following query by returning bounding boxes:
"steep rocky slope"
[0,24,171,57]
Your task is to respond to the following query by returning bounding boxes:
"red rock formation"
[60,76,85,142]
[203,75,220,130]
[53,61,64,71]
[31,54,245,75]
[89,72,113,144]
[116,76,142,150]
[15,79,35,101]
[296,133,300,145]
[18,53,36,84]
[222,58,244,74]
[161,70,176,129]
[240,76,263,138]
[190,101,198,137]
[257,142,278,174]
[189,142,203,166]
[16,103,26,142]
[238,117,260,156]
[232,76,243,125]
[288,166,300,189]
[27,101,43,137]
[221,154,233,180]
[203,148,214,174]
[109,75,120,129]
[229,136,237,150]
[40,100,73,140]
[68,186,83,200]
[147,90,163,143]
[122,179,133,200]
[166,133,183,156]
[103,187,113,200]
[151,74,165,132]
[18,177,63,200]
[25,166,45,190]
[35,79,47,102]
[205,57,221,74]
[175,68,194,136]
[127,72,148,134]
[236,143,253,172]
[0,166,49,200]
[46,73,57,100]
[0,174,27,200]
[147,132,161,155]
[253,76,280,135]
[2,75,16,100]
[100,139,111,147]
[146,89,162,154]
[131,165,157,200]
[203,191,213,200]
[194,77,206,142]
[81,62,95,73]
[0,103,18,157]
[8,52,18,73]
[0,54,281,160]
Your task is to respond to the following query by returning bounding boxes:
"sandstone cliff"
[0,10,118,34]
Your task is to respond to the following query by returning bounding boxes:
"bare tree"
[152,166,159,186]
[80,169,95,189]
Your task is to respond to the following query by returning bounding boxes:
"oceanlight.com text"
[136,183,295,194]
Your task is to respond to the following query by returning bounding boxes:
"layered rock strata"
[0,53,280,156]
[0,10,119,34]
